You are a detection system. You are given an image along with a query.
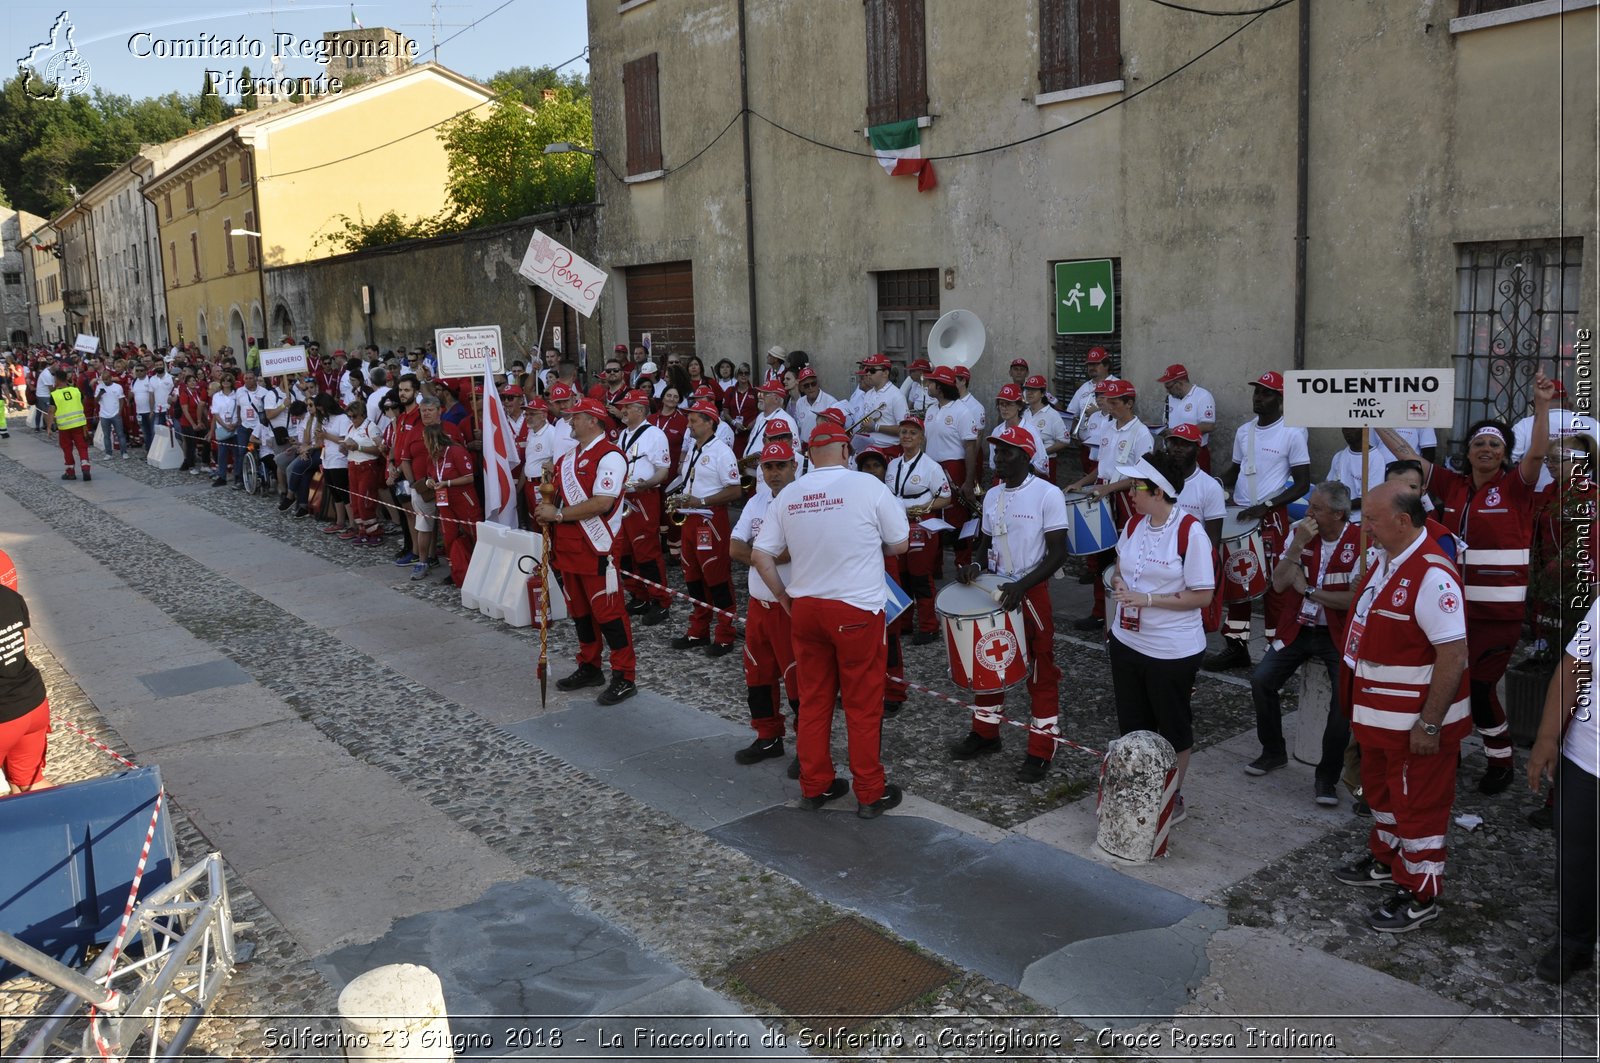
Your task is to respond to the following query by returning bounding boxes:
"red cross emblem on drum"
[1228,550,1260,588]
[976,629,1020,674]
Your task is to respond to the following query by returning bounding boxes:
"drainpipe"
[738,0,758,367]
[1292,0,1309,370]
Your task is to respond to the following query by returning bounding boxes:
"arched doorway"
[196,310,208,354]
[271,303,293,345]
[229,307,246,357]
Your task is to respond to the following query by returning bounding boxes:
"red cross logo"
[983,640,1010,665]
[444,336,455,347]
[1438,591,1459,613]
[1228,552,1259,586]
[529,234,556,264]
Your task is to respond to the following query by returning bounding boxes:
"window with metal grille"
[1457,0,1542,15]
[1453,238,1582,440]
[1049,257,1121,403]
[865,0,928,127]
[3,272,19,286]
[1039,0,1122,94]
[623,54,663,175]
[876,269,939,311]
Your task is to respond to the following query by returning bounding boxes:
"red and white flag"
[481,363,518,527]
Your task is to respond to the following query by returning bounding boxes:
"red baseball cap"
[991,425,1037,458]
[1101,379,1137,399]
[861,352,891,369]
[1157,363,1189,384]
[1251,371,1284,392]
[797,366,817,382]
[618,389,652,407]
[996,383,1024,403]
[1166,423,1203,443]
[818,407,848,426]
[1023,375,1048,390]
[1086,346,1110,364]
[763,418,794,437]
[757,380,787,397]
[855,447,891,465]
[908,358,931,372]
[527,396,550,412]
[1010,358,1029,368]
[547,382,576,402]
[953,366,971,380]
[809,422,850,447]
[568,398,613,425]
[613,343,629,353]
[900,414,925,430]
[760,441,796,463]
[926,365,958,387]
[692,385,717,400]
[687,400,721,419]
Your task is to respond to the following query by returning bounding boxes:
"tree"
[196,72,226,124]
[316,209,446,254]
[487,66,590,105]
[238,66,258,110]
[435,82,594,229]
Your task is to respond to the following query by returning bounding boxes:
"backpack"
[1124,511,1224,633]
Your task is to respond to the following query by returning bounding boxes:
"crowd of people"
[0,336,1593,972]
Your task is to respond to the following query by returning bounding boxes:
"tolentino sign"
[1283,369,1454,428]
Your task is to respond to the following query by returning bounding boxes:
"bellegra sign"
[1283,369,1455,428]
[435,326,503,377]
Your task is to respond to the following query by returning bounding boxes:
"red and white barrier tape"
[52,716,140,769]
[89,787,164,1058]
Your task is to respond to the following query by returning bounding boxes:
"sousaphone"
[926,309,986,371]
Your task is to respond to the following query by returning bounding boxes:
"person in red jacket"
[1377,370,1554,794]
[422,425,481,587]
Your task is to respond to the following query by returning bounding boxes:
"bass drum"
[935,574,1029,693]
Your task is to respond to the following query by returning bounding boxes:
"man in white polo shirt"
[1165,424,1226,547]
[753,421,910,819]
[1158,363,1217,472]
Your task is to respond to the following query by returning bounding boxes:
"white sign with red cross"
[1283,369,1455,428]
[435,326,504,378]
[518,229,608,318]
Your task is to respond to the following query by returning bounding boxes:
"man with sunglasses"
[587,359,631,414]
[792,367,837,438]
[850,353,908,457]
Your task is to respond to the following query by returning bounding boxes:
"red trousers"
[681,509,736,644]
[1224,506,1290,644]
[0,698,49,790]
[58,426,90,469]
[1466,618,1519,765]
[439,501,479,587]
[621,491,671,607]
[348,461,381,526]
[744,597,797,739]
[940,458,976,567]
[559,563,636,679]
[791,596,888,803]
[971,582,1062,759]
[1361,739,1460,900]
[903,524,941,634]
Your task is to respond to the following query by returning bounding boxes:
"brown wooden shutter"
[865,0,927,126]
[623,53,663,175]
[1078,0,1121,87]
[1039,0,1077,94]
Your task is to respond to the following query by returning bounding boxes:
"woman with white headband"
[1377,370,1555,797]
[1105,449,1218,822]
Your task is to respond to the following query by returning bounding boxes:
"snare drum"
[935,574,1030,693]
[1220,507,1269,603]
[1063,490,1119,556]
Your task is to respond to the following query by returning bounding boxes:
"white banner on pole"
[259,345,309,378]
[1283,369,1455,428]
[435,326,504,378]
[73,333,99,354]
[518,229,607,318]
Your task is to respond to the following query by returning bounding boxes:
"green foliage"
[316,208,449,254]
[436,81,594,229]
[196,72,226,124]
[239,67,258,111]
[487,65,590,105]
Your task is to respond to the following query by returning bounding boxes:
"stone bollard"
[1294,665,1333,766]
[1095,730,1179,862]
[338,963,455,1061]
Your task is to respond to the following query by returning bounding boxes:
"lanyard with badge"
[1297,534,1339,626]
[1120,514,1175,632]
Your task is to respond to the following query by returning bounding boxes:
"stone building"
[586,0,1596,462]
[0,209,47,344]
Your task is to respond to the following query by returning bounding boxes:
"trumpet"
[906,501,933,521]
[665,492,689,527]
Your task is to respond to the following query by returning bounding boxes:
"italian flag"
[869,119,937,193]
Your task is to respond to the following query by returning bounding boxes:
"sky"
[4,0,590,101]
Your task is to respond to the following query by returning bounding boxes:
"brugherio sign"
[1283,369,1454,428]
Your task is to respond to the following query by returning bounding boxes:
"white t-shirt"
[1346,532,1466,659]
[95,381,125,419]
[550,419,578,464]
[237,385,271,431]
[1326,441,1395,522]
[35,367,54,398]
[210,391,239,436]
[886,450,951,509]
[745,409,798,459]
[1111,513,1216,658]
[1175,469,1228,526]
[794,390,839,439]
[925,400,979,464]
[1512,408,1600,491]
[732,487,791,602]
[713,420,736,452]
[901,377,932,417]
[1231,418,1310,507]
[852,383,909,448]
[1390,427,1438,456]
[1026,404,1068,456]
[339,370,359,405]
[981,474,1068,579]
[676,434,741,506]
[988,420,1049,474]
[1097,417,1155,475]
[150,372,174,412]
[344,418,381,465]
[1066,376,1116,423]
[1562,600,1599,776]
[366,385,392,430]
[619,421,671,485]
[522,422,558,479]
[130,376,156,414]
[320,413,353,469]
[958,392,987,436]
[1081,410,1109,458]
[754,465,910,612]
[1165,384,1217,444]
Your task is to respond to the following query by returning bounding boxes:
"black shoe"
[1314,779,1339,806]
[640,603,670,626]
[1537,943,1595,984]
[1527,804,1555,830]
[787,756,800,780]
[1071,615,1102,632]
[1369,888,1440,933]
[1353,797,1371,817]
[1477,764,1515,795]
[857,783,903,819]
[911,631,939,646]
[706,642,735,658]
[294,506,309,518]
[597,675,637,705]
[277,496,293,511]
[555,663,605,691]
[625,598,651,615]
[883,701,903,717]
[949,731,1002,760]
[212,478,227,487]
[1204,641,1252,671]
[60,471,76,480]
[1016,755,1050,783]
[670,635,709,650]
[1333,855,1394,888]
[1244,751,1288,776]
[797,779,849,810]
[734,737,785,765]
[80,469,90,482]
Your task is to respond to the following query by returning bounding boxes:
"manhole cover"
[728,917,952,1034]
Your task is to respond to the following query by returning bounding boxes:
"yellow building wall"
[249,72,492,267]
[30,241,64,342]
[156,141,262,353]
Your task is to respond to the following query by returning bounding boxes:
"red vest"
[552,438,625,573]
[1342,538,1472,749]
[433,444,481,517]
[1276,520,1364,646]
[1431,466,1536,622]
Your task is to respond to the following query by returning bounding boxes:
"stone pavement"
[0,435,1588,1061]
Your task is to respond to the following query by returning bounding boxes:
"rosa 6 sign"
[518,229,607,317]
[435,326,504,378]
[1283,369,1455,427]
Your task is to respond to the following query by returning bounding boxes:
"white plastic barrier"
[338,962,454,1061]
[1294,664,1333,766]
[1095,730,1180,862]
[460,522,566,627]
[146,423,184,470]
